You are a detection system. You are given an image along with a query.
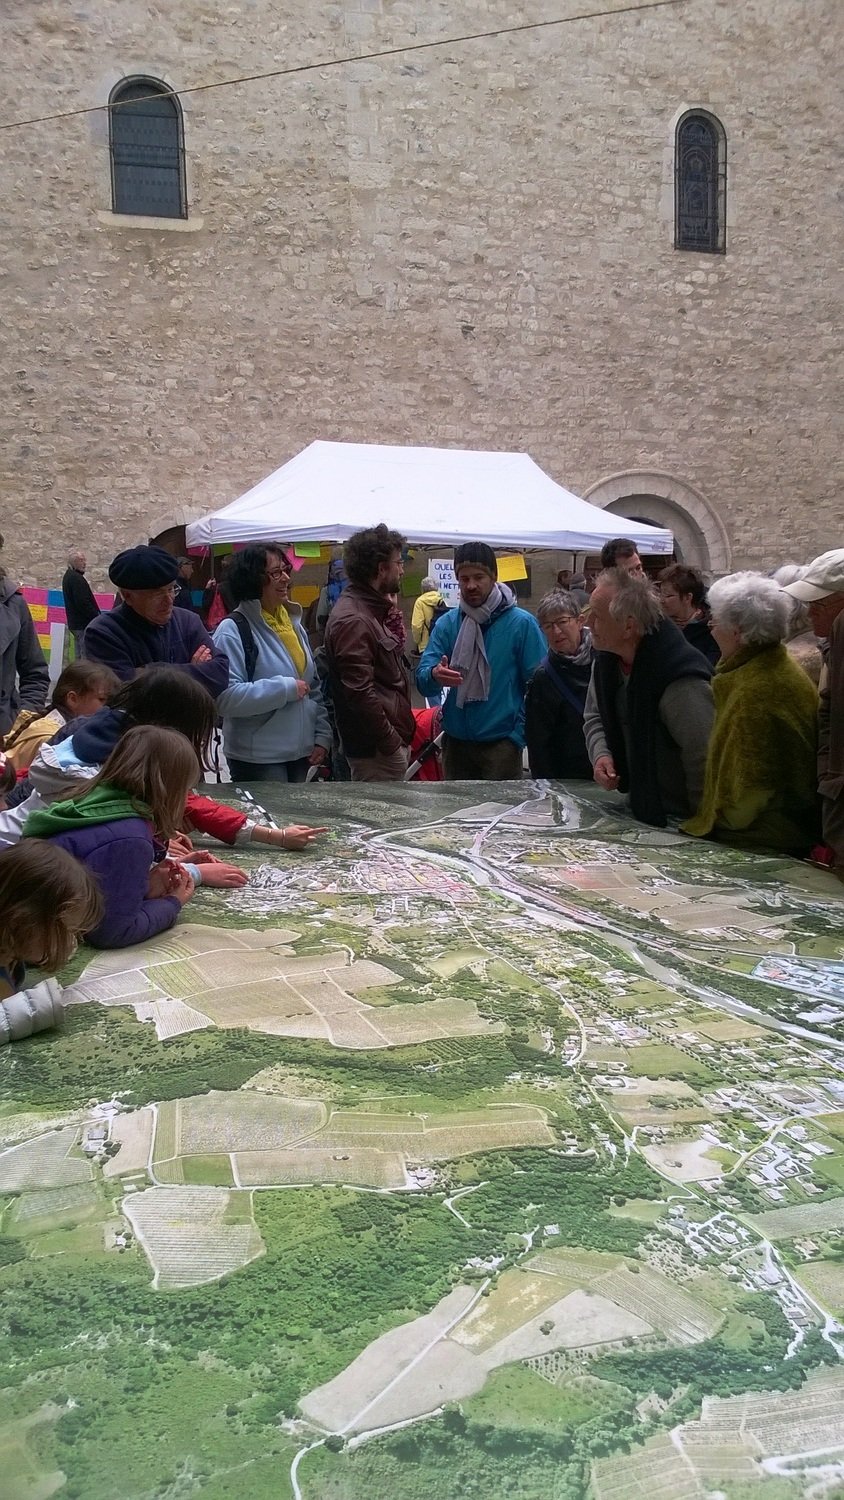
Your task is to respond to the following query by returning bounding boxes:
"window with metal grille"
[675,111,726,254]
[110,78,187,219]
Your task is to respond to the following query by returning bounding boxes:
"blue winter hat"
[108,545,181,589]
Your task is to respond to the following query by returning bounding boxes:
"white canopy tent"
[186,441,673,554]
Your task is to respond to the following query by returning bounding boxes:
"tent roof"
[185,441,673,553]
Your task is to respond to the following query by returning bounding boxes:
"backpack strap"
[231,609,258,683]
[541,654,587,718]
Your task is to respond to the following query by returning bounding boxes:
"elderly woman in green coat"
[682,572,819,856]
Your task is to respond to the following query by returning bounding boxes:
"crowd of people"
[0,524,841,1043]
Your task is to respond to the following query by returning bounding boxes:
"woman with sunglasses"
[213,545,332,783]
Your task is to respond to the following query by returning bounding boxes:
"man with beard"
[323,524,415,782]
[417,542,544,780]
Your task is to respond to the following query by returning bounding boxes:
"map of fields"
[2,779,844,1500]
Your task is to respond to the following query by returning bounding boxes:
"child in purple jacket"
[23,724,199,949]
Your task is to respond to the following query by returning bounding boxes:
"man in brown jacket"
[784,549,844,874]
[324,524,415,781]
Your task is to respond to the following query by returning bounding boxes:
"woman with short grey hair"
[683,571,819,855]
[525,590,593,779]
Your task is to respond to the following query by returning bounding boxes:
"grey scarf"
[569,625,593,667]
[451,583,515,707]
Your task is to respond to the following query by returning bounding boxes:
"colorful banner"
[21,586,116,679]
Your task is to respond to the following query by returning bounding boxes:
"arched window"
[675,111,726,254]
[109,77,187,219]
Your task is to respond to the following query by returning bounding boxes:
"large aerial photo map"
[2,779,844,1500]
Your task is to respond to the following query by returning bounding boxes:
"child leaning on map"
[2,664,325,857]
[0,839,103,1042]
[21,724,199,951]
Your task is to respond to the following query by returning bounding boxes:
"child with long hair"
[0,839,103,1042]
[22,725,200,949]
[2,660,120,770]
[4,664,323,856]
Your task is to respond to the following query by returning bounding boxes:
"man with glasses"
[84,545,229,698]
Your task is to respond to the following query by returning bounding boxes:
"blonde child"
[23,724,200,949]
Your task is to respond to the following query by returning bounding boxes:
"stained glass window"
[675,112,725,254]
[110,79,187,219]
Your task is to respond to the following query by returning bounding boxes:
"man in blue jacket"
[84,546,229,699]
[417,542,545,780]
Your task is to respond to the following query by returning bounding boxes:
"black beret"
[453,541,498,578]
[109,545,181,589]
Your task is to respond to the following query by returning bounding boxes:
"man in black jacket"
[62,550,101,657]
[583,569,714,826]
[84,545,228,699]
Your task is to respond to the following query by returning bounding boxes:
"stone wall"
[0,0,840,593]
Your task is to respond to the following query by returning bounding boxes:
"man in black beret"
[84,545,229,697]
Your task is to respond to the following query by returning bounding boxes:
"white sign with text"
[428,558,461,605]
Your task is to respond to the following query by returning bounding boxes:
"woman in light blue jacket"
[213,545,332,782]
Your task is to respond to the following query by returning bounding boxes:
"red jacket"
[184,793,247,845]
[409,708,443,781]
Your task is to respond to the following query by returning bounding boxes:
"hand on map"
[147,860,181,899]
[432,654,463,687]
[171,865,196,905]
[593,754,620,791]
[195,861,249,888]
[167,832,195,860]
[282,824,328,850]
[191,644,212,664]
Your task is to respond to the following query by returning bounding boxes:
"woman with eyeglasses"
[524,590,594,780]
[213,545,332,783]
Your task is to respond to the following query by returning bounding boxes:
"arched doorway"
[584,472,731,574]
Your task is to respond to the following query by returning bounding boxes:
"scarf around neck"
[384,601,407,649]
[559,625,593,668]
[451,582,515,707]
[260,603,306,676]
[22,782,153,840]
